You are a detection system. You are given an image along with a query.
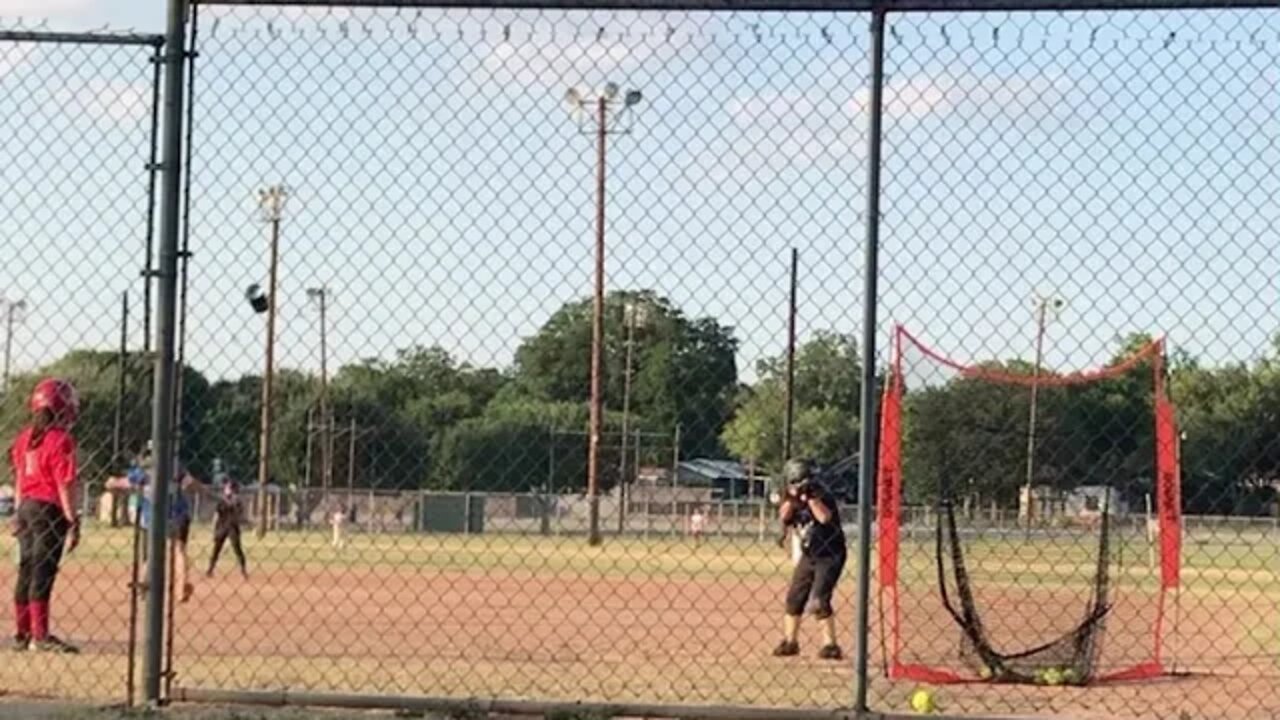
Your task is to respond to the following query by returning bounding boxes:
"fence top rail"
[194,0,1280,13]
[0,29,165,46]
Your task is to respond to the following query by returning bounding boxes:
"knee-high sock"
[29,600,49,641]
[14,602,30,637]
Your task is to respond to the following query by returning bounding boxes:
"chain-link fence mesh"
[0,26,162,702]
[2,3,1279,719]
[170,4,864,709]
[872,10,1278,719]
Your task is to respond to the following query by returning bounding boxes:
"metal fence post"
[145,0,190,705]
[853,6,886,713]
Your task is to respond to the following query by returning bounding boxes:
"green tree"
[720,331,860,471]
[433,396,649,493]
[1172,351,1280,515]
[513,290,738,458]
[899,336,1170,507]
[329,346,506,490]
[0,350,210,486]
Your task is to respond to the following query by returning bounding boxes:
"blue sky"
[0,2,1277,386]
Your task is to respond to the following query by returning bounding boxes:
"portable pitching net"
[877,326,1181,686]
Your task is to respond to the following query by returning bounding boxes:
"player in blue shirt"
[107,442,204,603]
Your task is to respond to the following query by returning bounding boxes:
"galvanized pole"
[783,248,799,461]
[145,0,190,704]
[1024,300,1047,525]
[853,7,886,712]
[113,292,129,469]
[142,51,162,356]
[303,406,314,491]
[347,415,356,505]
[171,3,198,462]
[670,423,681,535]
[320,289,332,500]
[617,305,636,535]
[306,287,331,502]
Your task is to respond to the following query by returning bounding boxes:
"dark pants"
[208,524,246,574]
[15,500,69,606]
[785,552,846,619]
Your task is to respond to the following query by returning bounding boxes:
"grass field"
[1,522,1276,719]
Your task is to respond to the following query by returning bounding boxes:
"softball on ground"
[1039,667,1065,686]
[977,665,994,680]
[909,688,938,714]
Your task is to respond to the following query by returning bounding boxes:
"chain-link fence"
[1,1,1279,719]
[0,25,163,703]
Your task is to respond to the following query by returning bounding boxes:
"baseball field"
[1,523,1276,719]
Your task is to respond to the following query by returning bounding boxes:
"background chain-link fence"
[1,2,1278,720]
[0,25,162,703]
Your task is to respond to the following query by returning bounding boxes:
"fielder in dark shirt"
[207,481,248,578]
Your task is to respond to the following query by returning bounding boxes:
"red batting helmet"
[30,378,80,425]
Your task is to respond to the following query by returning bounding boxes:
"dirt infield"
[0,534,1275,720]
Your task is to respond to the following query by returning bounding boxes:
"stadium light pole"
[255,184,287,538]
[1024,292,1066,526]
[306,286,332,505]
[2,298,27,395]
[564,83,643,547]
[617,300,649,535]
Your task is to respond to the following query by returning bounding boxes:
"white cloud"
[481,37,674,92]
[61,79,150,123]
[859,71,1071,121]
[715,70,1070,174]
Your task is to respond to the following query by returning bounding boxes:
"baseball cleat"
[818,644,844,661]
[29,636,79,654]
[772,640,800,657]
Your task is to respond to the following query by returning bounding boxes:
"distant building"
[675,459,768,500]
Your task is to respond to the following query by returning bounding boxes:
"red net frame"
[876,326,1182,685]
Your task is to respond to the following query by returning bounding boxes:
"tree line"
[0,291,1274,516]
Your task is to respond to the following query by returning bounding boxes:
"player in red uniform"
[9,378,81,653]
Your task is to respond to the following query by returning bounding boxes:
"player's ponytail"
[29,408,54,448]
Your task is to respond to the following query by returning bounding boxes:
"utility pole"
[2,299,27,395]
[783,248,799,461]
[256,184,287,538]
[564,83,643,547]
[306,287,331,503]
[1024,292,1065,526]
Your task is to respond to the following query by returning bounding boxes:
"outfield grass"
[6,522,1277,594]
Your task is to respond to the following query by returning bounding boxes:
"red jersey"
[9,426,77,507]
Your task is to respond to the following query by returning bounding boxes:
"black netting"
[934,491,1114,686]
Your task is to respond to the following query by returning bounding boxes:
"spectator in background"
[689,505,708,546]
[330,503,348,550]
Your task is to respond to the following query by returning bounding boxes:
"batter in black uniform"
[206,481,248,578]
[773,458,846,660]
